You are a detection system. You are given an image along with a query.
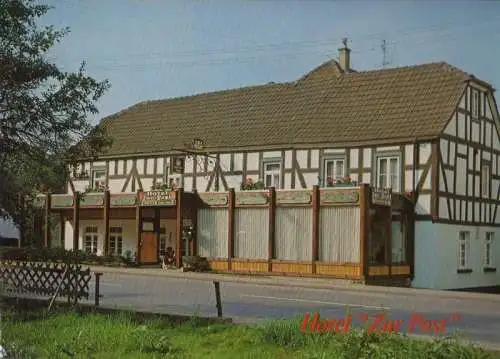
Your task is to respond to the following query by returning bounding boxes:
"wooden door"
[140,232,158,263]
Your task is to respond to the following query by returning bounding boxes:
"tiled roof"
[95,60,478,157]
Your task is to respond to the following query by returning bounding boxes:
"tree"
[0,0,112,238]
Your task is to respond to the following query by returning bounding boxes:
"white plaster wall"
[310,150,319,168]
[64,220,137,256]
[247,153,259,171]
[413,221,500,289]
[64,220,74,250]
[303,173,318,188]
[296,150,307,169]
[107,179,124,193]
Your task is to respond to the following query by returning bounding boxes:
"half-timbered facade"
[34,43,499,291]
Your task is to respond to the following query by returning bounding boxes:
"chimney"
[338,38,351,72]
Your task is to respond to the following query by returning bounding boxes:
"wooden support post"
[386,204,392,275]
[227,188,235,271]
[311,185,320,274]
[94,272,103,307]
[136,190,143,264]
[213,280,223,318]
[44,193,51,248]
[103,190,110,256]
[191,190,198,256]
[175,188,184,268]
[359,184,370,280]
[72,192,80,250]
[267,187,276,272]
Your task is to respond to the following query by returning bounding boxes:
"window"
[263,161,281,188]
[159,227,174,254]
[458,231,471,270]
[164,166,181,189]
[109,227,123,256]
[377,156,400,192]
[323,158,345,186]
[485,232,494,268]
[91,167,106,189]
[472,90,480,118]
[84,226,98,254]
[481,164,491,197]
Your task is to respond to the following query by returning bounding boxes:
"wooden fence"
[0,260,92,303]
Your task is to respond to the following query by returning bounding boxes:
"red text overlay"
[300,312,461,335]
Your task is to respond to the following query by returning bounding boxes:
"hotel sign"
[140,190,176,206]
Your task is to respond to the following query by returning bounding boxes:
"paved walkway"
[89,265,500,302]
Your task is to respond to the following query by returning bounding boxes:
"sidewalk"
[89,265,500,302]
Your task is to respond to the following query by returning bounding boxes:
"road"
[87,272,500,347]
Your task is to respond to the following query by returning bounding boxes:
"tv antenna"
[381,39,390,68]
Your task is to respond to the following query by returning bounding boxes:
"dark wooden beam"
[72,192,80,250]
[191,190,198,256]
[135,190,143,264]
[103,190,110,256]
[431,141,440,219]
[175,188,184,268]
[268,187,276,272]
[359,184,370,280]
[311,185,320,274]
[228,188,235,271]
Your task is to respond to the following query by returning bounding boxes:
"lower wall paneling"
[316,263,361,278]
[391,265,411,275]
[231,259,268,272]
[271,260,313,274]
[368,266,390,276]
[208,259,229,271]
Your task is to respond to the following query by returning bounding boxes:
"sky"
[41,0,500,125]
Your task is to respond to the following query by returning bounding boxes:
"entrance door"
[140,232,158,263]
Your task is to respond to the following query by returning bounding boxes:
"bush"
[182,256,210,272]
[0,247,92,264]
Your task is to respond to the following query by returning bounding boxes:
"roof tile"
[96,60,473,156]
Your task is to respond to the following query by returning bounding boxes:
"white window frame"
[262,160,281,188]
[458,231,471,270]
[472,89,480,118]
[90,167,106,189]
[109,226,123,256]
[84,226,99,254]
[323,157,346,186]
[481,163,491,198]
[376,155,400,192]
[163,165,182,188]
[485,232,494,268]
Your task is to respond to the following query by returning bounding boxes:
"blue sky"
[42,0,500,125]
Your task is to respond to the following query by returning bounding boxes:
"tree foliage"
[0,0,111,230]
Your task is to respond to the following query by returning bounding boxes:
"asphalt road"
[87,272,500,347]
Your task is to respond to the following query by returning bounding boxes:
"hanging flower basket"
[404,191,416,203]
[326,175,357,187]
[240,177,265,191]
[151,183,172,191]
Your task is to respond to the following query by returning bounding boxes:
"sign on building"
[171,156,185,174]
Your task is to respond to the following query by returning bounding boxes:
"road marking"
[99,283,124,288]
[241,294,390,310]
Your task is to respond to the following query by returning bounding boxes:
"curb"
[88,266,500,302]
